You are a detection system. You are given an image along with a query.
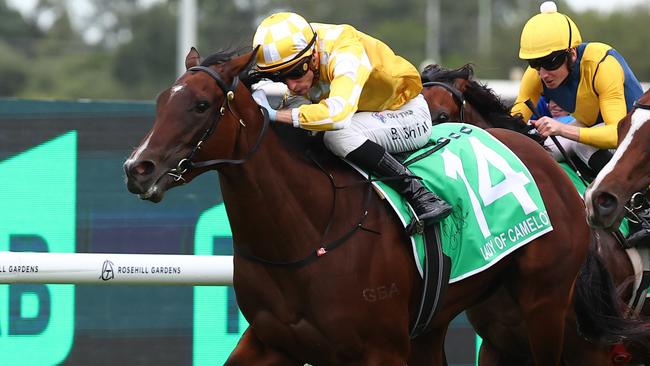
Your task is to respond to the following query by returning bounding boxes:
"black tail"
[574,246,650,346]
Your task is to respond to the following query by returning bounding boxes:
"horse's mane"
[200,49,240,67]
[422,64,542,142]
[200,48,261,87]
[421,63,474,83]
[201,51,327,156]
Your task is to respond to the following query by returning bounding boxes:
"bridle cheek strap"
[167,66,270,181]
[423,81,466,123]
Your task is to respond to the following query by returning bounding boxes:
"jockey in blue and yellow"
[511,1,643,174]
[250,12,451,223]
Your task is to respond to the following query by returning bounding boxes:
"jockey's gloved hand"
[252,89,277,121]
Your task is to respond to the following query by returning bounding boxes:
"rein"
[167,65,270,181]
[633,101,650,110]
[624,191,650,240]
[423,81,465,123]
[234,162,379,268]
[523,99,591,187]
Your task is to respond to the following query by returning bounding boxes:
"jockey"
[251,12,451,223]
[512,1,648,246]
[511,1,643,176]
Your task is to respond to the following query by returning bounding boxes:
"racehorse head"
[420,64,471,125]
[124,47,260,202]
[586,90,650,230]
[420,64,541,142]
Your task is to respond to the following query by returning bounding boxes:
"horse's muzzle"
[587,190,622,230]
[124,159,166,202]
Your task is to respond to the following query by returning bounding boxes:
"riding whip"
[524,99,590,187]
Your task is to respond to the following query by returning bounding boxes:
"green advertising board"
[0,132,76,365]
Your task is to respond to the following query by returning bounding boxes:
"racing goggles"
[262,56,312,83]
[528,51,568,71]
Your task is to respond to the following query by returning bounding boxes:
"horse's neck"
[219,127,336,260]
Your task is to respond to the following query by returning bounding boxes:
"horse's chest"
[250,310,345,360]
[237,284,361,354]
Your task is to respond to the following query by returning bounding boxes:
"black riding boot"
[346,140,452,223]
[587,149,614,174]
[627,207,650,247]
[376,152,452,222]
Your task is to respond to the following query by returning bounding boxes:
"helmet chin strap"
[561,48,577,85]
[308,54,320,87]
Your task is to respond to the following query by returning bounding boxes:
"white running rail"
[0,252,234,285]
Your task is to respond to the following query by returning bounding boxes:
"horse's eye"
[437,113,449,123]
[195,101,210,113]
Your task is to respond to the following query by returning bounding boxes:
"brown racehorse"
[421,64,650,364]
[586,90,650,365]
[586,90,650,232]
[124,49,638,365]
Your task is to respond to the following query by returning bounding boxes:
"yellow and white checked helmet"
[253,12,317,73]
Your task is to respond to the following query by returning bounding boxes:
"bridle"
[623,100,650,220]
[166,65,270,182]
[162,64,377,269]
[423,81,466,123]
[627,100,650,208]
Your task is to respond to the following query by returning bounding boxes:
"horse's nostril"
[595,192,618,215]
[129,160,155,177]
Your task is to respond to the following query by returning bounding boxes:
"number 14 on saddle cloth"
[370,123,552,282]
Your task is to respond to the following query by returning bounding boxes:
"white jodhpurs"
[323,94,432,157]
[543,121,610,165]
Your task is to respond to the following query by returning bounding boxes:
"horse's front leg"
[513,250,577,366]
[407,327,448,366]
[225,327,302,366]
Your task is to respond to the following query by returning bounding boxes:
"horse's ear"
[237,46,264,87]
[420,64,441,83]
[185,47,201,69]
[453,78,469,93]
[243,45,260,74]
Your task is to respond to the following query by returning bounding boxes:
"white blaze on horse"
[586,90,650,230]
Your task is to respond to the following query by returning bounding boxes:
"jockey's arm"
[274,109,293,125]
[272,93,312,126]
[550,120,579,141]
[289,43,370,131]
[512,68,581,140]
[578,57,628,149]
[530,115,580,141]
[511,67,544,122]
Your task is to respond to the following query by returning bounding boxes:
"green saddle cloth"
[366,123,553,282]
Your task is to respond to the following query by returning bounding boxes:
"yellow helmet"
[252,12,316,73]
[519,1,582,60]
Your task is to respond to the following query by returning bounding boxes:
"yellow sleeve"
[578,56,627,149]
[296,42,371,131]
[510,67,544,121]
